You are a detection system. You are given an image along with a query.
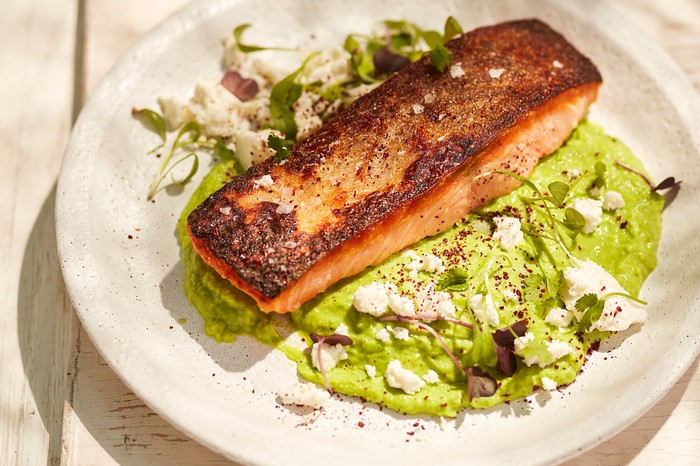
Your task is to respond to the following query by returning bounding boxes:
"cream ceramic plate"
[56,0,700,464]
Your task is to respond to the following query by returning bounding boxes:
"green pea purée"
[177,121,662,417]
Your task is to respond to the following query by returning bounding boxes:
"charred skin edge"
[187,19,602,313]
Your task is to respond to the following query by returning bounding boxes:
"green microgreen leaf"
[443,16,463,42]
[168,153,199,185]
[421,30,443,49]
[429,43,453,72]
[131,107,167,153]
[576,294,605,332]
[548,181,570,207]
[436,267,470,292]
[268,53,317,139]
[233,24,296,53]
[592,161,606,189]
[267,133,294,162]
[560,207,585,238]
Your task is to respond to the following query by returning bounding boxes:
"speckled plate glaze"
[56,0,700,464]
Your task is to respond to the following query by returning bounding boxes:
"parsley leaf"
[436,267,470,292]
[267,134,294,162]
[429,43,453,72]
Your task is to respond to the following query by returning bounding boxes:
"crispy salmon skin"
[187,19,602,313]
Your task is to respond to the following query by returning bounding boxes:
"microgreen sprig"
[614,160,682,192]
[233,24,298,53]
[309,333,353,394]
[575,291,647,332]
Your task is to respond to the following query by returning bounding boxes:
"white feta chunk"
[365,364,377,378]
[492,216,524,249]
[545,306,574,327]
[415,283,455,319]
[570,198,603,234]
[157,93,193,130]
[235,128,280,169]
[423,370,440,384]
[514,331,535,352]
[385,360,425,394]
[391,326,410,341]
[375,327,391,342]
[540,376,557,391]
[279,382,330,409]
[353,282,393,317]
[293,91,323,142]
[387,290,416,317]
[469,294,500,326]
[311,342,348,371]
[334,323,349,336]
[562,260,646,332]
[603,190,625,210]
[502,289,519,302]
[403,250,445,275]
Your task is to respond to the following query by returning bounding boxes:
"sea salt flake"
[489,68,505,79]
[276,203,294,214]
[412,104,424,114]
[552,60,564,68]
[449,63,465,78]
[218,206,232,215]
[253,174,274,188]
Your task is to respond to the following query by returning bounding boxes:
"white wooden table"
[2,0,699,464]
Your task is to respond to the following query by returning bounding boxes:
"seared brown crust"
[188,19,602,311]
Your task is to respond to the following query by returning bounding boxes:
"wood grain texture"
[0,0,695,465]
[0,0,77,465]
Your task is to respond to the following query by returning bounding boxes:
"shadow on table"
[16,186,73,466]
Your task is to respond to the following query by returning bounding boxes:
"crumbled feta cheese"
[403,250,445,275]
[311,342,348,371]
[546,339,574,361]
[423,370,440,384]
[392,326,410,341]
[492,216,524,249]
[353,282,392,317]
[279,382,330,409]
[469,294,500,326]
[603,190,625,210]
[387,290,416,316]
[157,94,193,129]
[569,168,581,178]
[540,376,557,391]
[375,327,391,342]
[415,283,455,319]
[253,174,274,188]
[570,198,603,234]
[412,104,424,114]
[514,331,535,352]
[488,68,505,79]
[385,360,425,394]
[335,323,349,336]
[502,289,519,302]
[589,186,602,198]
[545,306,574,327]
[235,128,280,169]
[293,91,323,142]
[365,364,377,378]
[449,63,465,78]
[552,60,564,69]
[276,203,294,214]
[516,333,573,368]
[562,260,646,332]
[218,206,232,215]
[299,44,353,87]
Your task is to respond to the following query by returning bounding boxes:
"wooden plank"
[0,0,78,465]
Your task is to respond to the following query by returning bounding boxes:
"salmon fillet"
[187,19,602,313]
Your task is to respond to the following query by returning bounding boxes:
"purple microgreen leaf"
[615,160,682,192]
[652,176,682,192]
[322,334,354,346]
[491,320,527,376]
[466,366,498,400]
[372,47,410,74]
[221,71,259,102]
